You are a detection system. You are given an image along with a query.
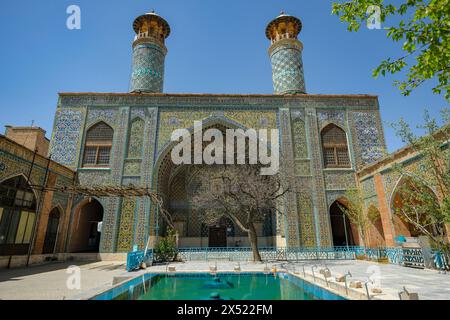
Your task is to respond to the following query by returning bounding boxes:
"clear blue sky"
[0,0,447,152]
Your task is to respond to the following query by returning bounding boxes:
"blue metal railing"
[126,246,358,271]
[126,245,449,272]
[351,246,404,264]
[126,249,153,272]
[350,246,433,267]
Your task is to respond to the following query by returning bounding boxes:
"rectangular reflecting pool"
[92,273,346,300]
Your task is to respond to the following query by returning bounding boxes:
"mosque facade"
[48,12,386,253]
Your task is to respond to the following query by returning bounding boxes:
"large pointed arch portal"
[152,116,277,248]
[329,199,357,247]
[69,198,104,253]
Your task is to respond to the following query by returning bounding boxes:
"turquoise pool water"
[92,273,345,300]
[139,273,314,300]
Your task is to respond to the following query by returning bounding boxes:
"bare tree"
[192,164,289,262]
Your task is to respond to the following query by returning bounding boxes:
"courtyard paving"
[0,261,126,300]
[0,259,449,300]
[287,260,450,300]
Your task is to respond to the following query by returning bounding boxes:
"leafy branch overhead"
[332,0,450,100]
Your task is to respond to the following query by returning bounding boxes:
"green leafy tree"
[332,0,450,100]
[390,109,450,262]
[154,228,178,262]
[338,189,371,249]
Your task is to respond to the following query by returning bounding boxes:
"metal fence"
[126,246,357,270]
[352,246,429,268]
[352,247,404,264]
[126,249,153,272]
[126,246,446,272]
[177,247,357,262]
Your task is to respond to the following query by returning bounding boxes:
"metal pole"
[343,214,349,249]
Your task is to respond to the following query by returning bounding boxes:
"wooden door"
[209,226,227,247]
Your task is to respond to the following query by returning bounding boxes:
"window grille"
[97,147,112,165]
[82,122,113,167]
[85,122,114,142]
[321,124,350,168]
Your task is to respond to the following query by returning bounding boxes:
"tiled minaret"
[130,11,170,93]
[266,12,306,94]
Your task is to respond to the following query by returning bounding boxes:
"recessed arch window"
[82,122,114,167]
[0,175,37,255]
[321,124,350,168]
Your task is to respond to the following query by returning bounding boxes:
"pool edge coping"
[74,269,385,301]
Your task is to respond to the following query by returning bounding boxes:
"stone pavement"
[0,259,449,300]
[286,260,450,300]
[0,261,126,300]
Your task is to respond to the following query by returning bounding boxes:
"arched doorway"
[69,199,104,253]
[329,200,356,247]
[208,224,227,248]
[207,216,234,248]
[0,175,37,255]
[42,207,61,254]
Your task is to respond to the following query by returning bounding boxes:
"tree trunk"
[445,223,450,245]
[248,223,262,262]
[175,231,179,247]
[358,228,368,256]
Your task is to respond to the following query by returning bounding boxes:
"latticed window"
[321,124,350,168]
[82,122,113,167]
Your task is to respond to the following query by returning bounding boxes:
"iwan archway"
[328,199,358,247]
[69,198,104,253]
